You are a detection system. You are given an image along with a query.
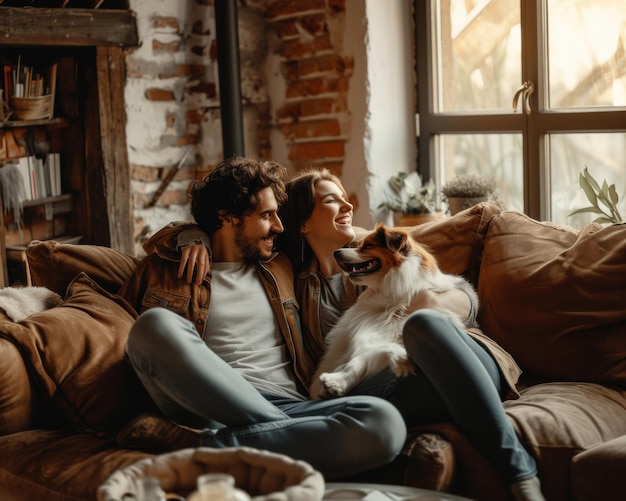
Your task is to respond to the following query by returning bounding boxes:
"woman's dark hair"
[190,156,287,234]
[277,167,347,270]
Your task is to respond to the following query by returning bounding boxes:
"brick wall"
[125,0,354,254]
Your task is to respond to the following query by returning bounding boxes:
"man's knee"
[127,307,174,353]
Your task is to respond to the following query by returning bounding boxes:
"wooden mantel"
[0,7,138,47]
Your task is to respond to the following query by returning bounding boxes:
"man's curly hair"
[190,156,288,235]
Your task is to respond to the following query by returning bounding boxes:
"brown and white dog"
[309,224,478,399]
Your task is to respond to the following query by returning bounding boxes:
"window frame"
[414,0,626,221]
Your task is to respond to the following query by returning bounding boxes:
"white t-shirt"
[204,261,303,400]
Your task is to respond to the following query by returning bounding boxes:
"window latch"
[512,81,535,114]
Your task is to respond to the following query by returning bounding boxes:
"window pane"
[433,0,521,112]
[547,0,626,108]
[550,133,626,227]
[435,133,524,212]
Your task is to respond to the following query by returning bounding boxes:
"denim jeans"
[351,309,537,483]
[125,307,406,479]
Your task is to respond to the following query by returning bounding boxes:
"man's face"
[233,187,284,261]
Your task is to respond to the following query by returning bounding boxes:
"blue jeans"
[125,307,406,479]
[351,309,537,483]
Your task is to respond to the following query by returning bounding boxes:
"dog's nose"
[334,250,342,259]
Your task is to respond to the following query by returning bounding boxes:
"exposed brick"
[159,189,191,206]
[131,164,160,182]
[145,88,176,101]
[189,81,217,99]
[168,64,208,79]
[288,140,345,162]
[295,54,352,78]
[280,119,340,140]
[286,78,324,98]
[152,39,182,54]
[270,15,329,40]
[153,16,179,31]
[192,19,211,35]
[299,96,347,117]
[186,109,204,124]
[191,45,207,57]
[209,39,218,62]
[278,34,333,59]
[265,0,326,21]
[328,0,346,13]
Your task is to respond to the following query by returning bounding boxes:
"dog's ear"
[375,225,408,254]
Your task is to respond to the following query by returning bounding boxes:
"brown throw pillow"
[0,273,152,436]
[478,211,626,386]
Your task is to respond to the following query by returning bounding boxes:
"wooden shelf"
[0,118,68,129]
[0,7,138,47]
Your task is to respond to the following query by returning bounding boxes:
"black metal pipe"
[214,0,245,158]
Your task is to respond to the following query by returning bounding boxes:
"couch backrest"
[26,240,139,295]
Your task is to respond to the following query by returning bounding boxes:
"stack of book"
[15,153,62,200]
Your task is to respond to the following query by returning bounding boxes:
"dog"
[309,223,478,399]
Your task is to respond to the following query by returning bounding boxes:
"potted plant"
[379,171,439,225]
[569,166,622,224]
[441,174,503,215]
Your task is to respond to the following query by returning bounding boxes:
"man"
[118,156,406,479]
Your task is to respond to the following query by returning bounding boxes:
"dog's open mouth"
[338,258,381,276]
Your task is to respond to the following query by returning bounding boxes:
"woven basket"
[98,447,325,501]
[10,94,54,120]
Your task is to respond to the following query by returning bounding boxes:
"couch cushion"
[26,240,139,296]
[408,202,501,284]
[0,273,152,437]
[505,382,626,501]
[0,336,36,435]
[477,212,626,385]
[0,429,152,501]
[571,434,626,501]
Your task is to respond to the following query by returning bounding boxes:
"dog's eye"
[360,243,372,250]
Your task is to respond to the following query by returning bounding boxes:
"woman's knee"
[402,309,451,351]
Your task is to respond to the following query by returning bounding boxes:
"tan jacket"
[118,222,317,391]
[295,257,522,399]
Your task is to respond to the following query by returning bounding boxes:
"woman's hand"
[178,244,210,285]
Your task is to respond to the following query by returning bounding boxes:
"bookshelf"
[0,4,138,287]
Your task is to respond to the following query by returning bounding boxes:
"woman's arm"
[407,287,473,323]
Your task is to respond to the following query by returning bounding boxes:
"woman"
[275,168,544,501]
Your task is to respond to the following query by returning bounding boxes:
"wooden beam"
[96,45,134,254]
[0,7,139,47]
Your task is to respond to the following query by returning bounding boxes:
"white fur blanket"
[0,286,63,322]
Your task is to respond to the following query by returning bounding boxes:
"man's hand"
[178,244,210,285]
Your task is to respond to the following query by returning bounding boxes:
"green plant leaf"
[608,184,619,205]
[579,173,598,206]
[568,206,604,216]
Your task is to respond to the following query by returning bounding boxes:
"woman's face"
[302,179,355,250]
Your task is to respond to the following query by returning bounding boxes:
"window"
[415,0,626,226]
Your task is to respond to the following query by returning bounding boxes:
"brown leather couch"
[0,204,624,500]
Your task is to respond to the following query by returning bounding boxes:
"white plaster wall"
[359,0,417,226]
[341,0,370,228]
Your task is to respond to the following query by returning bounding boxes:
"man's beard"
[234,221,273,261]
